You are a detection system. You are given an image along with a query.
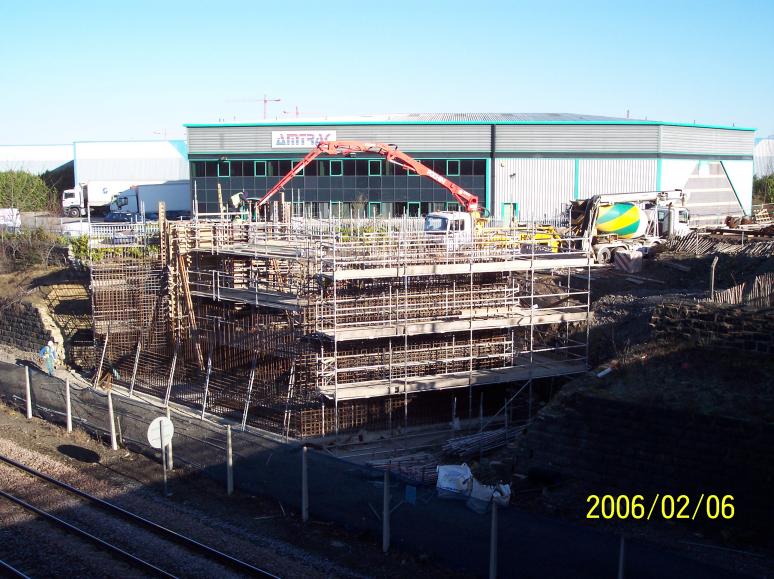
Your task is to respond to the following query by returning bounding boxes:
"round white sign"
[147,416,174,449]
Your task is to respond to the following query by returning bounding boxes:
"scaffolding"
[89,214,591,439]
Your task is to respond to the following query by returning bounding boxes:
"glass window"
[255,161,267,176]
[355,159,368,175]
[231,161,243,177]
[461,160,473,175]
[279,160,292,175]
[218,161,230,177]
[317,160,328,176]
[267,160,280,177]
[368,160,382,176]
[473,160,486,175]
[304,160,317,176]
[343,159,356,176]
[242,161,254,177]
[204,161,218,177]
[191,161,205,178]
[291,161,305,176]
[330,160,343,176]
[446,160,460,176]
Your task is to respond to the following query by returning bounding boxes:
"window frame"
[254,161,267,177]
[446,159,460,176]
[368,159,382,176]
[330,160,343,176]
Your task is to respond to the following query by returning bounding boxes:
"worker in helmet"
[38,340,57,376]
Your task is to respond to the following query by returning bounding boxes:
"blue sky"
[1,0,772,144]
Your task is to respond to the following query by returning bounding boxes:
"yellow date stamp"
[586,494,734,521]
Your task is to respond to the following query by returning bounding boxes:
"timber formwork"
[90,216,591,438]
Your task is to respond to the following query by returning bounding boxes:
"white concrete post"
[489,501,498,579]
[382,468,390,553]
[302,446,309,522]
[25,366,32,420]
[65,378,72,433]
[107,391,118,451]
[618,535,625,579]
[165,406,174,470]
[226,425,234,496]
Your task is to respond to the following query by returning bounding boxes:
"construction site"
[89,206,591,440]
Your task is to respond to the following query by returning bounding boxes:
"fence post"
[382,468,390,553]
[489,501,498,579]
[226,425,234,496]
[302,445,309,522]
[165,406,174,470]
[618,535,625,579]
[107,391,118,450]
[710,255,719,300]
[65,378,72,433]
[25,366,32,420]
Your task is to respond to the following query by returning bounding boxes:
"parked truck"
[62,181,134,217]
[111,180,191,219]
[570,190,691,263]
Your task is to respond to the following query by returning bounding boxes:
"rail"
[0,454,278,578]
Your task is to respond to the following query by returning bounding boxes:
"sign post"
[147,416,174,497]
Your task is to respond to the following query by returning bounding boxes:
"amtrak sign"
[271,130,336,148]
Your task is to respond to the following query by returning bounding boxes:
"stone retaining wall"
[0,301,59,356]
[651,300,774,355]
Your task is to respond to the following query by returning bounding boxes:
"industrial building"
[72,140,190,190]
[186,113,755,225]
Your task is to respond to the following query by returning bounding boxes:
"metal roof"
[185,113,754,132]
[0,144,72,174]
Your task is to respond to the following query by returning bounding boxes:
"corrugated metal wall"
[495,125,659,153]
[187,125,491,154]
[660,126,754,156]
[74,141,189,183]
[493,158,574,220]
[577,159,657,197]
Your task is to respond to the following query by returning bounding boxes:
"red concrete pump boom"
[253,141,479,212]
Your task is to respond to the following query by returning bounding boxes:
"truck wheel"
[67,208,81,218]
[596,247,613,264]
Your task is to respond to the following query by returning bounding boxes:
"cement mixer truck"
[570,190,690,263]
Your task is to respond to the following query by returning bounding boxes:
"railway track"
[0,454,278,578]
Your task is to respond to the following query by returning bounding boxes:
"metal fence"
[0,361,733,578]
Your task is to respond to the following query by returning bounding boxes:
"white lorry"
[111,180,191,219]
[62,181,132,217]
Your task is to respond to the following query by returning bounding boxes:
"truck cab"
[424,211,474,249]
[657,205,691,237]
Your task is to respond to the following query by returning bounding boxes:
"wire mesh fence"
[0,360,732,577]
